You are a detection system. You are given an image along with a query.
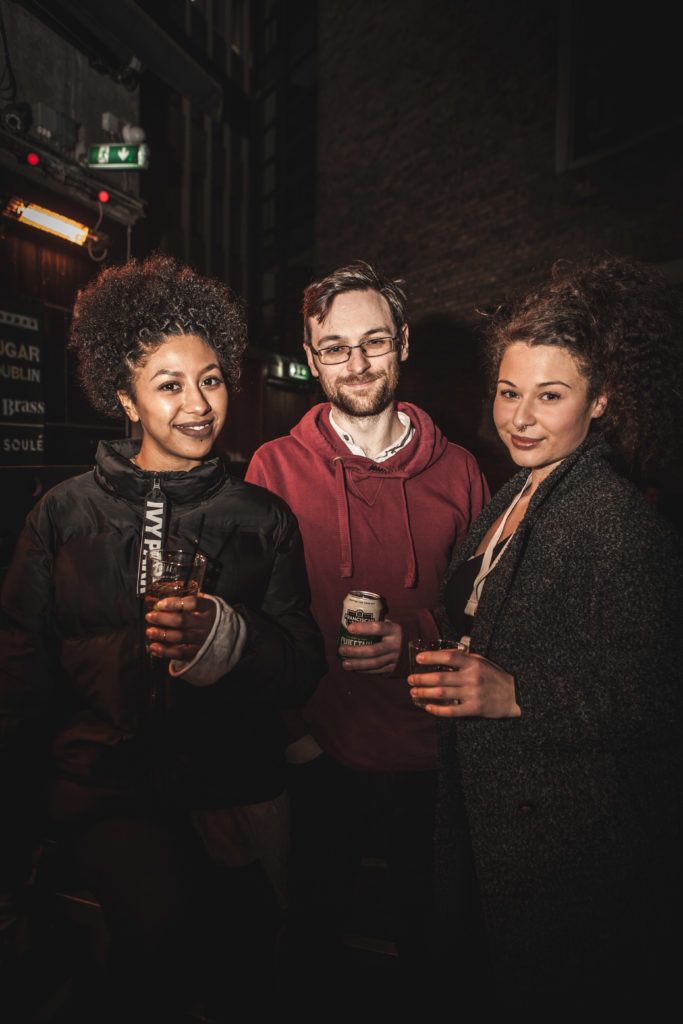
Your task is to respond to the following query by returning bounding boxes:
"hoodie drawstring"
[333,456,418,588]
[333,457,354,578]
[399,477,417,588]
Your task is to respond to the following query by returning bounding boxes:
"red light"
[26,152,40,167]
[98,190,110,204]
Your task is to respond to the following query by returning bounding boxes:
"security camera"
[1,102,33,135]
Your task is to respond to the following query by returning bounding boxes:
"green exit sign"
[288,362,310,381]
[87,143,150,170]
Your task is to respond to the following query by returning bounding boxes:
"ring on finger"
[162,630,167,641]
[180,599,184,612]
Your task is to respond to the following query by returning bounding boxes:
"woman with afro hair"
[0,254,325,1020]
[408,257,683,1013]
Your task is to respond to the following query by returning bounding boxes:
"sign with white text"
[0,303,44,465]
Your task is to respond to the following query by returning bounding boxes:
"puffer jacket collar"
[94,438,227,506]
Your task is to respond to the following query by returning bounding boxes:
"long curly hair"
[485,257,682,478]
[69,254,248,417]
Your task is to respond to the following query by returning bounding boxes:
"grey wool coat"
[436,433,683,1002]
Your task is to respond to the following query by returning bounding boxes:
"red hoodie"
[246,402,489,771]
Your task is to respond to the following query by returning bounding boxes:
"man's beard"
[319,361,400,418]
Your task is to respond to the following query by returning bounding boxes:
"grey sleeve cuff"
[168,595,247,686]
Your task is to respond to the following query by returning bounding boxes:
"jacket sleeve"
[0,499,59,716]
[589,520,683,746]
[228,504,326,708]
[0,501,59,896]
[498,517,683,750]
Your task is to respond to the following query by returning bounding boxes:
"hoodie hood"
[289,402,450,586]
[290,402,448,479]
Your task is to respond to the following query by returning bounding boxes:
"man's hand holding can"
[339,619,403,675]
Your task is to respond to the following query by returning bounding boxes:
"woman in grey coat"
[408,258,682,1011]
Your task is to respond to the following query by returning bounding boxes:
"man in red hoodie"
[246,261,488,983]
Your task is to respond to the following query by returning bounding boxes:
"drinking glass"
[144,549,207,614]
[144,550,207,709]
[408,638,466,707]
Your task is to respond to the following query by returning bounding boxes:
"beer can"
[338,590,384,647]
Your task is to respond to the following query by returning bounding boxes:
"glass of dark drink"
[408,639,466,707]
[143,550,207,712]
[144,549,207,616]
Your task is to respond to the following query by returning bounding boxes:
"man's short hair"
[302,260,407,343]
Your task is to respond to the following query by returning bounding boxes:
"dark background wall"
[312,0,683,486]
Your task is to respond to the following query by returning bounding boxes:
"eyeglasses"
[309,334,399,365]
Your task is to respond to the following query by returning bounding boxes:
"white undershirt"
[328,408,414,462]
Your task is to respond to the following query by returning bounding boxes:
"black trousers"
[53,808,280,1023]
[285,753,437,1000]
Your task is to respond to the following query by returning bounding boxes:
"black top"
[443,538,507,640]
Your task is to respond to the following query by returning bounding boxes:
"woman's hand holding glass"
[408,646,521,718]
[145,594,217,663]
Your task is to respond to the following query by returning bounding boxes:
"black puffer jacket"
[0,439,325,817]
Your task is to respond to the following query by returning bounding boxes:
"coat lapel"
[442,434,610,656]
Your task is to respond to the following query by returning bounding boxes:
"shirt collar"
[328,408,415,463]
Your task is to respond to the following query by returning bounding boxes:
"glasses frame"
[308,333,400,365]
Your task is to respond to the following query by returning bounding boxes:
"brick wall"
[313,0,683,485]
